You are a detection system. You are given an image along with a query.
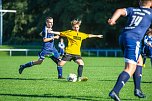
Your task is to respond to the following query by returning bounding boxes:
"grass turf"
[0,56,152,101]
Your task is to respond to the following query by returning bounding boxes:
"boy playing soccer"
[108,0,152,100]
[19,17,64,79]
[50,19,103,81]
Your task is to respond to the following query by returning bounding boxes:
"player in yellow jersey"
[51,19,103,81]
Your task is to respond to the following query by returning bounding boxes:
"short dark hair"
[46,17,53,22]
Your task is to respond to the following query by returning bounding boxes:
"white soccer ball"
[67,73,77,82]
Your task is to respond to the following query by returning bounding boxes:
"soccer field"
[0,56,152,101]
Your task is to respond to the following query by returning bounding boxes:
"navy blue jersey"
[144,35,152,46]
[121,7,152,41]
[42,26,55,50]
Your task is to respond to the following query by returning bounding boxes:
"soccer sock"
[133,65,142,90]
[57,66,62,78]
[22,61,33,68]
[113,71,130,94]
[77,65,83,77]
[150,57,152,67]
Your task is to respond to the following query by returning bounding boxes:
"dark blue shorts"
[119,36,140,64]
[38,48,60,60]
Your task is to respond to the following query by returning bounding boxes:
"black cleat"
[19,65,25,74]
[109,91,121,101]
[134,89,146,98]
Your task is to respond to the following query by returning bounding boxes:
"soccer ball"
[67,73,77,82]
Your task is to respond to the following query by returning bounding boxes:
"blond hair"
[71,19,82,26]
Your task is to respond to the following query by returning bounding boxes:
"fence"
[0,49,123,57]
[0,49,40,56]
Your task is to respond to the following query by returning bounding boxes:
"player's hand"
[108,19,116,26]
[54,35,59,39]
[98,35,103,38]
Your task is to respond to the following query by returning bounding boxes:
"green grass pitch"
[0,56,152,101]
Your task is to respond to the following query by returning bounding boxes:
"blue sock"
[22,61,33,68]
[57,66,62,78]
[133,65,142,90]
[113,71,130,94]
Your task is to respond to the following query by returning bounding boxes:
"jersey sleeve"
[60,30,72,37]
[80,32,89,40]
[125,7,133,16]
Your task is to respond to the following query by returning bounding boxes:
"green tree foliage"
[3,0,138,48]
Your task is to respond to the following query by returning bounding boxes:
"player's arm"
[43,35,59,42]
[88,34,103,38]
[50,31,61,35]
[108,8,126,26]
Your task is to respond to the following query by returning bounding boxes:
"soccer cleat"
[134,89,146,98]
[19,65,25,74]
[77,77,88,82]
[143,64,145,68]
[109,91,121,101]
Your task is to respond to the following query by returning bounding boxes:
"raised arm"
[88,34,103,38]
[108,8,126,26]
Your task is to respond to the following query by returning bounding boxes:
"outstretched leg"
[19,59,43,74]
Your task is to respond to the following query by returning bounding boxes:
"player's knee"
[58,61,66,66]
[36,60,43,65]
[77,61,84,65]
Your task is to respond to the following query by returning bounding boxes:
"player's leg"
[109,39,139,101]
[19,59,43,74]
[149,48,152,67]
[57,60,66,79]
[57,53,72,79]
[75,56,88,81]
[150,56,152,67]
[50,49,61,64]
[142,46,147,67]
[50,49,64,79]
[133,55,146,98]
[75,59,84,77]
[19,51,45,74]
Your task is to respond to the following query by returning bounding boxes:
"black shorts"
[61,53,82,61]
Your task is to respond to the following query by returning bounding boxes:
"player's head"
[71,19,81,32]
[139,0,152,7]
[60,38,64,42]
[46,17,53,28]
[147,28,152,36]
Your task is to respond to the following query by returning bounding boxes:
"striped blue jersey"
[42,26,55,50]
[121,7,152,41]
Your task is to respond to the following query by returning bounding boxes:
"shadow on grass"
[0,93,107,101]
[0,77,50,81]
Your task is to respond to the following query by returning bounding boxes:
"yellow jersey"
[60,30,89,55]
